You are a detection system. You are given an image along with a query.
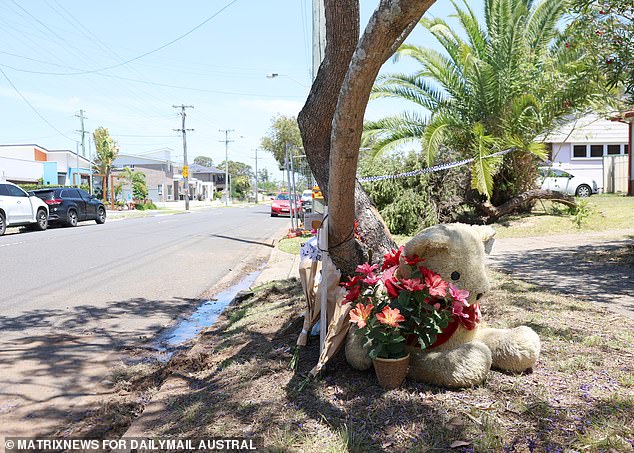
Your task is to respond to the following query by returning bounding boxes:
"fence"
[603,155,628,193]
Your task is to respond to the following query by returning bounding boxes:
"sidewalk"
[488,228,634,319]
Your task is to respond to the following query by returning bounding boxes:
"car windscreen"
[276,194,289,200]
[33,190,56,200]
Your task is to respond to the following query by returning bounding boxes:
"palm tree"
[365,0,606,204]
[93,127,119,199]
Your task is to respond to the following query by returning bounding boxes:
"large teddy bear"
[345,223,540,388]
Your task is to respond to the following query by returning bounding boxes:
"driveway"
[487,230,634,320]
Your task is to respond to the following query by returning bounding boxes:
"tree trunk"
[327,0,435,274]
[299,0,435,275]
[478,189,577,223]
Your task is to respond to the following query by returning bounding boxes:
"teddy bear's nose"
[476,293,484,300]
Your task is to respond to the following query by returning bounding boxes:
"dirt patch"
[118,275,634,452]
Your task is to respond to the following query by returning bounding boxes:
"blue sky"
[0,0,483,180]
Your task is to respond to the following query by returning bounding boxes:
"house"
[189,163,225,199]
[610,109,634,195]
[0,144,91,185]
[112,149,177,202]
[543,114,629,191]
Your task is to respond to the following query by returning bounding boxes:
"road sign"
[182,165,189,178]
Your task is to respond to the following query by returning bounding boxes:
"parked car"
[270,192,303,217]
[30,187,106,227]
[538,168,599,197]
[301,189,313,213]
[0,181,49,236]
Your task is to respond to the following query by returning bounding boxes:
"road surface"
[0,205,287,440]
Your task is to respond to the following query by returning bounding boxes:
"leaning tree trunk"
[299,0,435,275]
[478,189,577,223]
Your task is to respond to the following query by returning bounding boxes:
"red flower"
[459,303,481,330]
[344,285,361,304]
[375,306,405,327]
[356,262,378,276]
[423,269,448,298]
[449,283,470,305]
[401,278,426,292]
[382,246,403,270]
[403,254,424,267]
[565,42,570,48]
[362,273,381,285]
[341,275,361,289]
[381,265,402,299]
[349,303,374,329]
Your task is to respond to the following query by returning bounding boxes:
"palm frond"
[363,112,428,159]
[470,123,502,199]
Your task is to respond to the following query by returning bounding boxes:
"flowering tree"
[569,0,634,100]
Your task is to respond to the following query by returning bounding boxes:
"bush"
[135,201,157,211]
[359,150,469,235]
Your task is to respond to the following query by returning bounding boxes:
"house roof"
[610,109,634,123]
[542,113,629,144]
[189,163,224,174]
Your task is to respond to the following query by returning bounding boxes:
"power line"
[4,0,240,76]
[0,65,73,142]
[174,105,194,210]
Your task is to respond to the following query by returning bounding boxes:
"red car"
[270,192,302,217]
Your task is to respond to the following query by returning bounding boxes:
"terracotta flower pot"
[373,354,410,390]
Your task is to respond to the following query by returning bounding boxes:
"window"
[0,184,9,196]
[6,185,28,197]
[573,145,587,158]
[158,184,164,196]
[572,143,628,159]
[590,145,603,157]
[607,144,621,155]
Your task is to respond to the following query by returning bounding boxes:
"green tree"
[568,0,634,100]
[121,167,148,200]
[193,155,215,167]
[365,0,607,208]
[260,115,303,169]
[219,160,253,199]
[93,127,119,198]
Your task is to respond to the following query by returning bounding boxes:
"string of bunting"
[357,148,515,183]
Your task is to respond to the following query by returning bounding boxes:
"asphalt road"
[0,205,287,440]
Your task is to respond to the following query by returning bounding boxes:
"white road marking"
[0,241,24,248]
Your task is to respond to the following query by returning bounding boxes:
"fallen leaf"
[450,440,472,449]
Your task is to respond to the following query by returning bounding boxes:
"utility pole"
[219,129,234,206]
[254,148,258,204]
[173,104,194,211]
[75,109,87,186]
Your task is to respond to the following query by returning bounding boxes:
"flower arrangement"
[343,246,481,361]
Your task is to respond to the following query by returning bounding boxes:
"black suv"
[30,188,106,227]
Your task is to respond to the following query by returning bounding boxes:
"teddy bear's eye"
[451,271,460,281]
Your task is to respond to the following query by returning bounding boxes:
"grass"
[122,274,634,452]
[278,235,315,255]
[494,194,634,238]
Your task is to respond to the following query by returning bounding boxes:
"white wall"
[0,156,44,182]
[550,143,604,187]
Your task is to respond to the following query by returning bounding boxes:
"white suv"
[0,181,49,236]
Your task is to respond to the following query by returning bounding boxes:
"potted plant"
[343,247,480,389]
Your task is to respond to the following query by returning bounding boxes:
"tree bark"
[478,189,577,223]
[297,0,359,200]
[327,0,436,274]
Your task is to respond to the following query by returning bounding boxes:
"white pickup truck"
[0,181,49,236]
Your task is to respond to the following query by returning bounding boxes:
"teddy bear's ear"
[471,225,496,255]
[403,229,451,258]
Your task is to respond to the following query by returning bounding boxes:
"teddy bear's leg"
[407,341,492,388]
[476,326,540,372]
[345,325,372,371]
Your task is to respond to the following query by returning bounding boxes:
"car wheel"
[35,209,48,231]
[271,212,277,217]
[96,207,106,224]
[67,209,78,227]
[0,212,5,236]
[575,184,591,197]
